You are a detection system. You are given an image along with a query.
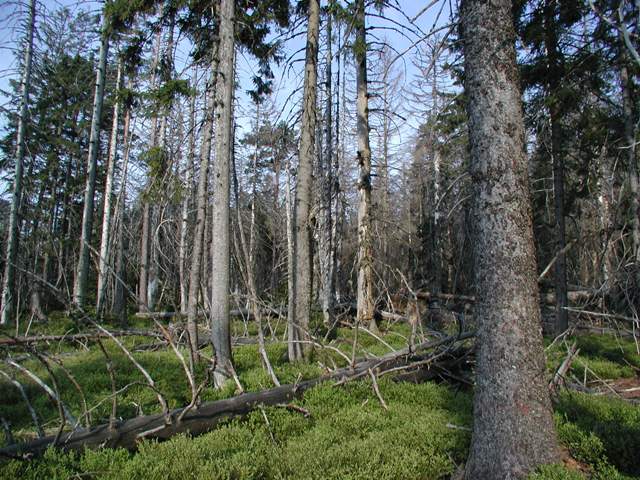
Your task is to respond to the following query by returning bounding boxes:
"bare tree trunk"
[96,60,124,316]
[179,84,197,315]
[138,23,163,313]
[355,0,376,333]
[0,0,36,326]
[319,5,336,333]
[461,0,560,477]
[73,17,109,308]
[290,0,320,361]
[285,157,301,361]
[112,108,132,323]
[210,0,235,387]
[187,64,217,364]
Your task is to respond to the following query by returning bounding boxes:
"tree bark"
[355,0,376,332]
[73,16,109,308]
[210,0,235,387]
[96,60,123,316]
[290,0,320,361]
[138,23,164,313]
[0,0,36,325]
[179,82,197,316]
[319,4,336,333]
[461,0,560,477]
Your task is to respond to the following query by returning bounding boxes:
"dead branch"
[0,331,474,458]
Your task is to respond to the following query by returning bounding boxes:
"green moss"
[555,391,640,476]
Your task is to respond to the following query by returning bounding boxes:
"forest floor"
[0,313,639,479]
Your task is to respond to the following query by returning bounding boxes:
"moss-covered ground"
[1,314,638,479]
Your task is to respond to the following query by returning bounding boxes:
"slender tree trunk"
[354,0,376,332]
[187,64,217,364]
[96,60,124,316]
[291,0,320,361]
[544,0,569,333]
[179,85,197,315]
[112,108,133,323]
[210,0,235,387]
[0,0,36,325]
[320,6,336,333]
[73,17,109,308]
[138,23,163,313]
[461,0,560,477]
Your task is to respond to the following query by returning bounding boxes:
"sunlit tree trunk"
[73,14,109,308]
[210,0,235,386]
[354,0,376,332]
[289,0,320,361]
[187,63,217,365]
[96,60,123,316]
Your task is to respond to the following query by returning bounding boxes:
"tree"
[0,0,37,325]
[290,0,320,362]
[210,0,236,387]
[354,0,376,332]
[73,12,110,308]
[460,0,560,476]
[96,59,124,316]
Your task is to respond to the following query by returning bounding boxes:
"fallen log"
[0,331,475,458]
[0,330,163,347]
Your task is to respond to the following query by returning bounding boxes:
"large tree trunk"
[0,0,36,326]
[210,0,235,387]
[354,0,376,332]
[73,17,109,308]
[544,0,569,333]
[461,0,560,477]
[187,64,217,364]
[96,60,123,316]
[290,0,320,361]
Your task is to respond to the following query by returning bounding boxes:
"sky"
[0,0,456,196]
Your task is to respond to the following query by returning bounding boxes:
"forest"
[0,0,638,478]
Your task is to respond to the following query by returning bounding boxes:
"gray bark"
[0,0,36,325]
[319,5,336,332]
[138,24,164,313]
[96,60,123,316]
[187,64,217,363]
[112,105,132,322]
[461,0,560,477]
[355,0,376,332]
[179,83,197,315]
[210,0,235,387]
[290,0,320,361]
[73,16,109,308]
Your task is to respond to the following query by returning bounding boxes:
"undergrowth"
[1,316,639,479]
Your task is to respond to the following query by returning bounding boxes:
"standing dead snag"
[461,0,560,477]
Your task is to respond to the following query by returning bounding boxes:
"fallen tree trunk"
[0,331,474,458]
[0,330,163,347]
